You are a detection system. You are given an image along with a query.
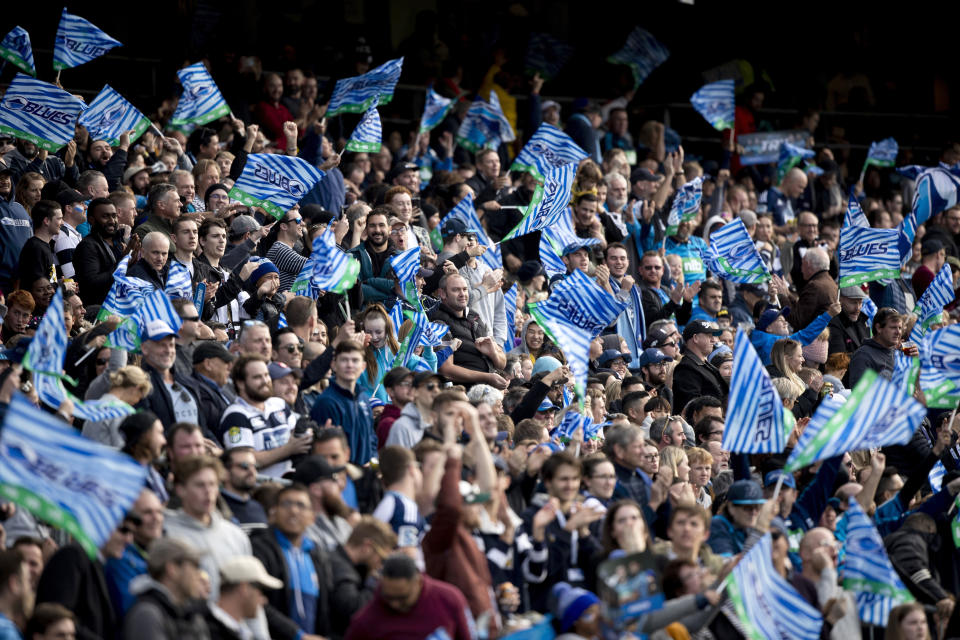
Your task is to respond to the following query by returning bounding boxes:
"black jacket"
[203,606,245,640]
[672,352,728,413]
[36,545,117,640]
[827,312,870,356]
[639,284,692,329]
[136,362,212,437]
[847,338,895,388]
[886,526,951,604]
[250,528,334,640]
[126,259,167,290]
[328,545,375,639]
[73,232,123,306]
[191,371,232,434]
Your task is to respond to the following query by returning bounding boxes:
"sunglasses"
[96,358,110,365]
[183,315,200,322]
[422,382,440,391]
[283,344,304,353]
[284,216,303,225]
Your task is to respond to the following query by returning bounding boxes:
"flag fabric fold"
[863,138,899,169]
[0,394,146,557]
[777,142,815,182]
[919,324,960,408]
[704,219,770,283]
[665,177,703,236]
[326,58,404,117]
[844,192,869,228]
[0,74,86,152]
[503,283,518,352]
[165,260,193,299]
[419,87,454,134]
[345,99,382,152]
[838,225,901,286]
[909,264,955,343]
[897,167,960,266]
[0,26,35,76]
[524,33,575,81]
[78,85,150,146]
[606,26,669,89]
[690,79,735,130]
[456,91,515,153]
[53,9,122,71]
[510,123,588,181]
[723,329,786,453]
[388,245,423,312]
[170,63,230,127]
[290,227,360,297]
[503,161,576,240]
[229,154,326,220]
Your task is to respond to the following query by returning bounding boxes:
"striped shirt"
[266,241,307,292]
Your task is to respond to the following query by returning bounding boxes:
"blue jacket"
[688,306,717,325]
[665,236,708,284]
[784,456,842,570]
[708,513,749,557]
[104,543,148,614]
[0,199,31,294]
[749,312,832,366]
[310,381,376,466]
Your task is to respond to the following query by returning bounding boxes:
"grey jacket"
[385,402,430,448]
[163,509,252,600]
[847,338,895,388]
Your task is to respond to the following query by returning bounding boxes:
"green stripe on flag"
[0,124,64,152]
[842,577,914,602]
[99,115,151,147]
[953,495,960,548]
[722,575,765,640]
[0,49,34,75]
[839,268,901,287]
[228,187,287,220]
[344,139,382,153]
[169,103,231,127]
[326,92,394,118]
[0,484,98,557]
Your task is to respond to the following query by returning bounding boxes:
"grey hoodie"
[163,509,251,600]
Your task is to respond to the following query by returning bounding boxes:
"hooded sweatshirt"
[163,509,251,599]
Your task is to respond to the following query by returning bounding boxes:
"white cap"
[541,100,560,112]
[143,319,177,341]
[220,556,283,590]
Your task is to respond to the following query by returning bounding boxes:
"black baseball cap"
[192,340,237,364]
[284,456,345,485]
[682,320,723,341]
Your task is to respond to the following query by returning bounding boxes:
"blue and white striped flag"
[724,329,786,454]
[690,79,735,131]
[723,534,822,640]
[503,160,576,241]
[0,74,85,152]
[0,394,146,558]
[503,283,518,352]
[704,218,770,283]
[525,33,575,81]
[555,410,593,441]
[527,269,627,398]
[864,138,898,169]
[919,324,960,408]
[910,264,955,343]
[0,26,35,76]
[666,176,703,236]
[229,153,326,220]
[34,372,134,424]
[898,167,960,266]
[785,369,925,472]
[327,57,404,117]
[844,192,869,228]
[891,350,919,395]
[277,312,288,329]
[390,245,421,292]
[290,227,360,297]
[389,303,404,341]
[777,141,815,183]
[97,256,152,321]
[345,99,382,152]
[170,63,230,128]
[929,461,947,492]
[842,497,914,627]
[165,260,193,299]
[539,231,568,279]
[53,9,121,71]
[392,316,426,371]
[456,91,515,153]
[141,288,184,336]
[606,26,669,89]
[418,315,449,348]
[437,193,501,271]
[419,87,454,134]
[77,85,150,146]
[22,287,68,377]
[510,123,588,182]
[862,296,878,325]
[838,225,900,286]
[540,207,601,278]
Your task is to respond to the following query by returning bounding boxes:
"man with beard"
[220,355,310,479]
[637,348,674,407]
[220,446,268,532]
[86,134,131,191]
[74,198,133,305]
[347,207,396,304]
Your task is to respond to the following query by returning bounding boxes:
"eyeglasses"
[283,343,304,353]
[661,342,677,348]
[641,265,662,270]
[284,216,303,225]
[422,382,440,391]
[642,454,659,461]
[182,315,200,322]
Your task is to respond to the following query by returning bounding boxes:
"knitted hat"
[551,582,600,633]
[245,258,279,285]
[531,356,562,377]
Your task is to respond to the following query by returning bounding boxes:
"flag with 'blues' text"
[510,123,588,182]
[230,154,326,220]
[704,218,770,283]
[291,227,360,297]
[457,91,515,153]
[838,225,900,286]
[78,85,150,146]
[690,79,735,130]
[53,9,121,71]
[0,26,35,76]
[170,63,230,127]
[724,329,786,454]
[0,74,85,152]
[345,99,382,152]
[327,57,404,116]
[607,26,669,89]
[864,138,898,169]
[419,87,454,134]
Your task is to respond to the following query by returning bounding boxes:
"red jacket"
[376,404,403,449]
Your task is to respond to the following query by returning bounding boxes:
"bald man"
[126,231,170,289]
[758,167,808,235]
[787,247,838,329]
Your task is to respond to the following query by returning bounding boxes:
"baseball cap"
[921,238,944,256]
[285,456,345,485]
[219,556,283,590]
[192,340,236,364]
[230,215,261,236]
[636,348,671,368]
[147,539,203,576]
[413,371,443,388]
[756,307,790,332]
[597,349,631,366]
[630,167,658,184]
[838,286,867,300]
[518,261,547,283]
[268,362,302,380]
[143,319,177,341]
[537,399,560,412]
[383,366,413,388]
[682,320,722,341]
[643,328,672,349]
[764,469,797,490]
[55,188,85,209]
[387,161,418,183]
[441,217,469,237]
[739,282,765,297]
[726,479,766,505]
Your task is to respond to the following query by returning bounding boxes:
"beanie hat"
[802,338,829,365]
[245,257,279,285]
[551,582,600,633]
[531,356,562,377]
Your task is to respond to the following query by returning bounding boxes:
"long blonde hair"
[770,338,805,391]
[660,445,687,479]
[361,304,399,381]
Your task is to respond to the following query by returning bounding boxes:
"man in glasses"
[104,489,166,615]
[637,250,694,329]
[271,328,305,369]
[220,446,268,532]
[266,206,307,292]
[386,372,443,448]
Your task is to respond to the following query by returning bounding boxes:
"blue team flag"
[0,74,86,152]
[277,312,288,329]
[540,206,601,278]
[437,193,501,271]
[864,137,899,169]
[891,350,919,396]
[503,160,576,240]
[0,394,146,558]
[170,62,230,128]
[77,85,150,146]
[844,192,869,228]
[929,461,947,492]
[510,123,588,181]
[327,57,404,117]
[456,91,515,153]
[897,167,960,266]
[861,296,878,325]
[389,303,404,341]
[665,176,703,236]
[165,260,193,299]
[910,263,955,343]
[723,534,823,640]
[724,329,786,454]
[525,33,575,81]
[229,153,326,220]
[555,410,594,442]
[344,99,382,152]
[53,8,122,71]
[919,324,960,408]
[690,79,735,130]
[607,26,670,89]
[842,497,914,626]
[527,269,627,398]
[704,218,770,282]
[777,141,815,183]
[141,289,184,334]
[290,227,360,297]
[419,87,454,134]
[97,256,152,321]
[785,369,926,471]
[0,26,35,76]
[503,283,518,352]
[392,315,426,370]
[838,225,901,286]
[388,244,422,313]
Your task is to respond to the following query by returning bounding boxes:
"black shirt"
[367,241,392,278]
[429,302,492,373]
[17,236,58,288]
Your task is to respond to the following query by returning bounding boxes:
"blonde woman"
[660,446,690,483]
[586,387,607,424]
[81,366,153,447]
[771,377,804,412]
[769,338,806,392]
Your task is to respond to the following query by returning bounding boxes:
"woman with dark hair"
[118,411,167,502]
